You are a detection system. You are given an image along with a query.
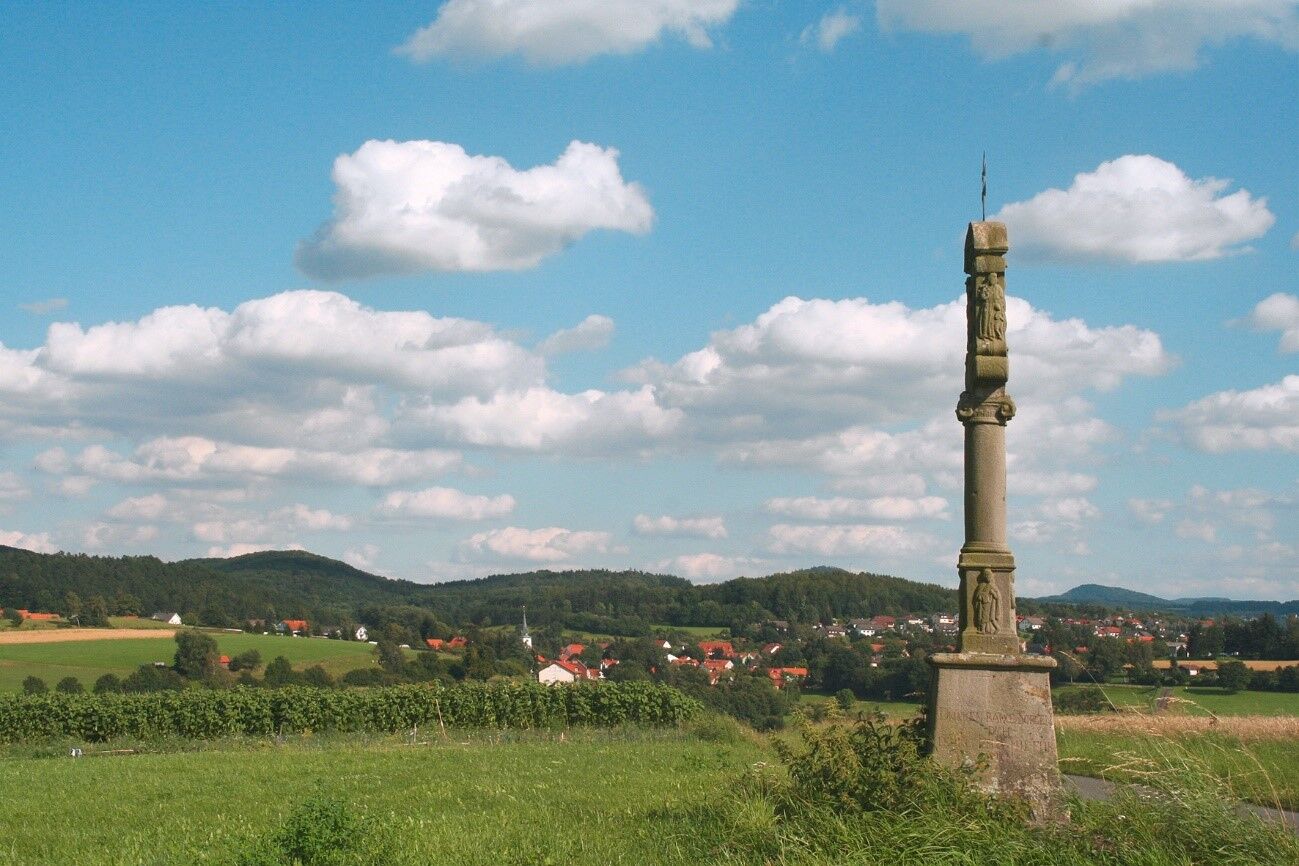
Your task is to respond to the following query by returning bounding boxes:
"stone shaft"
[958,221,1018,655]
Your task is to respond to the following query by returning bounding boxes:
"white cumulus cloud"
[460,525,612,562]
[766,523,933,556]
[1165,375,1299,453]
[397,0,740,65]
[877,0,1299,87]
[376,486,516,520]
[538,314,615,355]
[632,514,728,539]
[1176,519,1218,543]
[296,140,653,280]
[1244,293,1299,353]
[408,385,681,452]
[0,529,57,553]
[764,495,949,521]
[652,553,765,581]
[1128,498,1174,525]
[994,155,1274,263]
[801,9,862,52]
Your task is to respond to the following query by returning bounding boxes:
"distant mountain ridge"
[1039,583,1299,617]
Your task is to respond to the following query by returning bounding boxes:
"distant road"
[0,628,175,645]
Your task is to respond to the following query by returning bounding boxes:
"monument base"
[927,652,1064,820]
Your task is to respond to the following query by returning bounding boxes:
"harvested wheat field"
[0,628,176,645]
[1057,712,1299,742]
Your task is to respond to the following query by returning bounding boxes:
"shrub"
[238,796,389,866]
[300,665,334,689]
[93,674,123,694]
[21,676,47,695]
[263,656,298,688]
[228,649,262,672]
[767,712,1008,820]
[122,664,184,693]
[1054,685,1110,714]
[834,688,855,713]
[687,712,747,744]
[55,677,84,694]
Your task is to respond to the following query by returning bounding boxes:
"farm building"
[538,660,600,685]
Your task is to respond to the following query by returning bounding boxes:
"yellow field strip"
[0,628,176,645]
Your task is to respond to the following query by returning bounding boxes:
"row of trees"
[1188,614,1299,660]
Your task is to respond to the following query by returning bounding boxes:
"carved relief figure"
[976,274,1006,343]
[972,568,1000,634]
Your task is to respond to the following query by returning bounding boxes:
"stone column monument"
[927,221,1062,816]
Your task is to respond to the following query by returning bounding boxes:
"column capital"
[956,391,1016,425]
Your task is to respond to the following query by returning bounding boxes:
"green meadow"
[0,632,378,692]
[1057,728,1299,812]
[1055,683,1299,716]
[3,725,1297,866]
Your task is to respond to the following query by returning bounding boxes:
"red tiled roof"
[425,638,445,649]
[282,619,308,631]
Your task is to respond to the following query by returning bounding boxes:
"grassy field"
[0,729,763,865]
[652,624,730,638]
[1056,683,1299,716]
[108,616,178,630]
[798,691,924,719]
[1057,724,1299,812]
[0,632,378,692]
[3,723,1296,866]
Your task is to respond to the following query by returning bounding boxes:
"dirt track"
[0,628,175,645]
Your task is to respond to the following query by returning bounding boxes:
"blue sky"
[1,1,1296,598]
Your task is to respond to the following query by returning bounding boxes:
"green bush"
[93,674,122,694]
[770,713,997,817]
[238,795,388,866]
[1054,685,1110,714]
[686,712,748,744]
[55,677,84,695]
[21,676,46,695]
[0,681,701,743]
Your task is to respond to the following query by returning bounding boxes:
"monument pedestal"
[928,652,1063,819]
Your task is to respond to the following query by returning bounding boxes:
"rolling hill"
[0,545,956,633]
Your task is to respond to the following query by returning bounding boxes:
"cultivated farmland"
[0,632,377,692]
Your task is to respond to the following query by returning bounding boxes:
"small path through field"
[0,628,175,645]
[1064,774,1299,835]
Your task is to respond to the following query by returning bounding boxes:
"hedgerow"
[0,681,700,743]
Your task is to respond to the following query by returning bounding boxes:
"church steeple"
[520,605,532,649]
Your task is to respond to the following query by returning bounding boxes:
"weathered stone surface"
[928,653,1064,819]
[965,222,1008,261]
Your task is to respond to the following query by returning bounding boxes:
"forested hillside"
[0,546,956,635]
